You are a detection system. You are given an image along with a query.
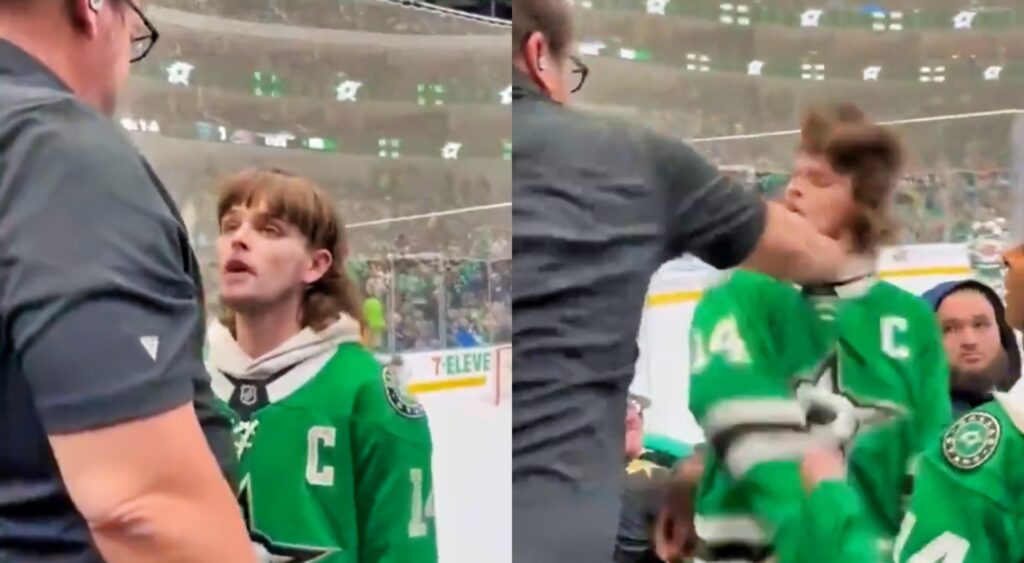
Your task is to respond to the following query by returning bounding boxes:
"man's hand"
[653,453,704,562]
[741,202,848,284]
[801,447,846,493]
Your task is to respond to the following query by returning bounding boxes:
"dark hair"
[512,0,572,59]
[216,168,364,332]
[799,103,905,253]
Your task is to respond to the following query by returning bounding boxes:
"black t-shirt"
[0,39,235,562]
[511,70,765,549]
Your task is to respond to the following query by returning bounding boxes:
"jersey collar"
[801,254,878,299]
[0,39,73,93]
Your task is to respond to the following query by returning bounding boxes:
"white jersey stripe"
[725,430,826,477]
[695,515,769,544]
[704,399,806,437]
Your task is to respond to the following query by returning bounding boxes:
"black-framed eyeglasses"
[568,54,589,94]
[519,31,590,95]
[125,0,159,64]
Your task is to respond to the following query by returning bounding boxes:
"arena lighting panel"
[871,10,903,31]
[512,39,1024,84]
[800,63,826,81]
[718,3,750,26]
[153,58,507,106]
[919,66,946,83]
[121,117,515,159]
[577,0,1019,31]
[146,48,1024,97]
[686,53,712,72]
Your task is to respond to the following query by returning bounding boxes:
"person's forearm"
[89,486,254,563]
[741,202,845,283]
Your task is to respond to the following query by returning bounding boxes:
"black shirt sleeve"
[0,109,200,434]
[650,132,767,269]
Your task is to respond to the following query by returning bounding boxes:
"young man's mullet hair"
[799,103,905,254]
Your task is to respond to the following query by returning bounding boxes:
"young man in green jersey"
[688,104,952,563]
[206,169,438,562]
[893,246,1024,563]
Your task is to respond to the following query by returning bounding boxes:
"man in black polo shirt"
[0,0,253,561]
[511,0,852,561]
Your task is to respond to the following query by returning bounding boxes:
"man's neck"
[0,21,95,109]
[234,302,305,360]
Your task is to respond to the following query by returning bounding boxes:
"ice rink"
[421,390,511,563]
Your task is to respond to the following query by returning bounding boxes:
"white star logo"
[335,80,363,102]
[166,62,194,86]
[862,66,881,81]
[646,0,668,15]
[500,85,512,105]
[442,142,462,160]
[795,351,903,448]
[953,10,977,29]
[801,8,824,27]
[747,60,764,76]
[984,66,1003,80]
[233,420,260,458]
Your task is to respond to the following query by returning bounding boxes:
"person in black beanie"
[922,279,1021,417]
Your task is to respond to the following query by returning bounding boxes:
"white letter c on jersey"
[306,426,336,487]
[882,316,910,360]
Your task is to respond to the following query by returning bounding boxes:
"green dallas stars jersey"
[210,342,438,563]
[895,394,1024,563]
[688,270,951,563]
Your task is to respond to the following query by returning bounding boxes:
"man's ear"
[67,0,102,36]
[302,248,334,285]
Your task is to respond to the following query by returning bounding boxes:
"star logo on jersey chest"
[943,411,1000,470]
[238,475,338,562]
[794,349,904,447]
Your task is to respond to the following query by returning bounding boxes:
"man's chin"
[952,365,1002,394]
[221,295,269,316]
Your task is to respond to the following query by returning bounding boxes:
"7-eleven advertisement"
[390,347,497,395]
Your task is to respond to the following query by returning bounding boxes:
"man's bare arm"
[658,134,846,283]
[49,403,255,563]
[740,201,846,283]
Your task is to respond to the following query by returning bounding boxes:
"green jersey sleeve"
[689,272,876,563]
[351,362,438,563]
[909,307,953,452]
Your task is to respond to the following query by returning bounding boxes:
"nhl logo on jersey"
[382,366,425,419]
[942,411,1001,470]
[239,384,259,406]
